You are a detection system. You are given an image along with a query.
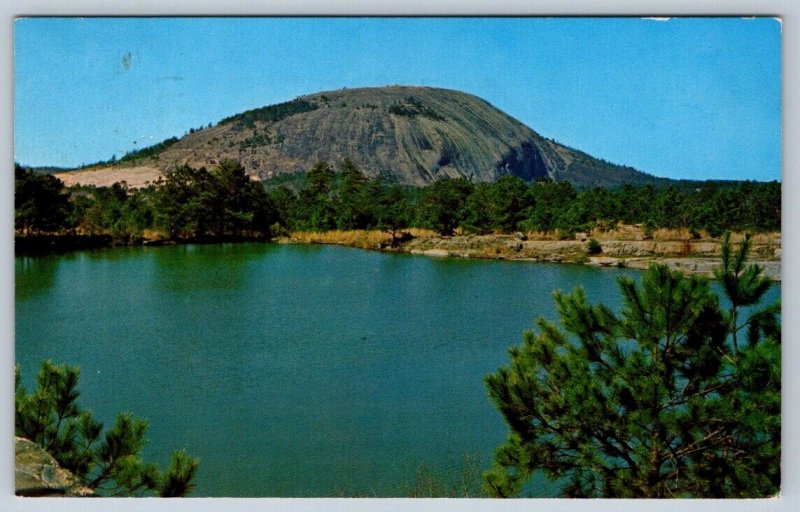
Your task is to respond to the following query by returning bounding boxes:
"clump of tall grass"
[403,453,485,498]
[331,453,486,498]
[290,228,437,249]
[291,230,387,248]
[522,230,561,241]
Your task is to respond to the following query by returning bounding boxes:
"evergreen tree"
[519,180,576,233]
[374,182,412,247]
[14,164,73,235]
[483,236,779,498]
[486,176,531,232]
[154,165,205,239]
[462,183,493,234]
[75,182,153,242]
[334,159,372,230]
[211,159,253,236]
[296,161,337,230]
[715,232,779,354]
[266,185,299,233]
[420,178,474,235]
[15,361,199,497]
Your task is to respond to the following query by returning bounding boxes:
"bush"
[586,238,602,254]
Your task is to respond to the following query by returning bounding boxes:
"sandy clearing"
[55,165,163,188]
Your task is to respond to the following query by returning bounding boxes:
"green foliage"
[586,238,602,254]
[374,182,413,246]
[220,99,318,129]
[292,161,338,231]
[153,160,275,239]
[388,96,446,121]
[714,232,779,353]
[333,159,373,230]
[238,132,272,149]
[14,160,781,249]
[518,180,578,233]
[420,178,474,235]
[14,164,73,234]
[152,165,205,238]
[484,238,780,498]
[76,183,153,241]
[159,450,200,497]
[118,137,179,163]
[15,361,199,497]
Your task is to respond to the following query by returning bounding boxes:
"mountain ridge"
[56,85,668,188]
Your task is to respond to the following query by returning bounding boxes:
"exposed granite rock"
[15,436,93,497]
[55,86,668,188]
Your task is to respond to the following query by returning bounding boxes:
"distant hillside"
[56,85,669,188]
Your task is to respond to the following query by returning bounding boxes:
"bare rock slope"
[59,86,663,188]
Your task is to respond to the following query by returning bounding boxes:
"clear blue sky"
[14,17,781,182]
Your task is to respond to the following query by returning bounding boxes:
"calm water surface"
[16,243,775,496]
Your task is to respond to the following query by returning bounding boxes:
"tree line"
[15,160,780,245]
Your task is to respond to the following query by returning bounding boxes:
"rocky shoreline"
[284,231,782,281]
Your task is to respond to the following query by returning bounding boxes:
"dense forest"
[14,159,780,249]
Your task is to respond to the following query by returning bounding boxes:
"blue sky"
[14,17,781,181]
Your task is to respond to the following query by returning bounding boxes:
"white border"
[2,2,796,512]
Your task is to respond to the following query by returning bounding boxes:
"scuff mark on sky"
[122,51,132,71]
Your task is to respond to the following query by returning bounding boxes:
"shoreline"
[15,230,782,281]
[281,230,782,281]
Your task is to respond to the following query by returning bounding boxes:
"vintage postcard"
[11,14,783,505]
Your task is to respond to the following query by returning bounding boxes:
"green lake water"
[14,243,778,497]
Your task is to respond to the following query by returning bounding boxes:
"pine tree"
[15,361,200,497]
[14,164,73,235]
[483,235,780,498]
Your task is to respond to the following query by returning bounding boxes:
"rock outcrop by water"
[15,437,93,497]
[287,230,782,280]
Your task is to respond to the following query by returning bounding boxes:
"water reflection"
[151,242,278,292]
[15,256,59,301]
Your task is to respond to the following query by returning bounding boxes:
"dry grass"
[735,232,781,244]
[585,225,694,242]
[142,228,165,240]
[291,228,436,249]
[650,228,696,242]
[290,228,436,249]
[291,230,384,248]
[586,224,780,244]
[287,226,780,261]
[522,230,561,241]
[403,227,438,238]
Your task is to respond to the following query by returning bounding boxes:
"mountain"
[57,86,667,188]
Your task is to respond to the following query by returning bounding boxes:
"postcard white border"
[1,2,796,512]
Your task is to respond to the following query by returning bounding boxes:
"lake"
[15,243,776,497]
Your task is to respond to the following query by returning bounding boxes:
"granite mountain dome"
[60,86,664,188]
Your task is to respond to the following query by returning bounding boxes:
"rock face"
[59,86,665,188]
[15,436,93,497]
